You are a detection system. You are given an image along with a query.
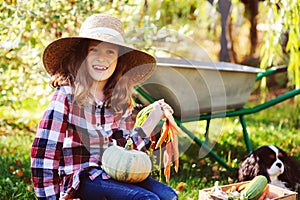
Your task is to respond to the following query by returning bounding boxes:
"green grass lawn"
[0,98,299,199]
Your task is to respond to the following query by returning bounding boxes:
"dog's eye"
[278,152,284,159]
[269,154,275,160]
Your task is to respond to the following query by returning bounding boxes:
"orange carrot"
[150,135,157,151]
[172,134,179,173]
[164,163,170,184]
[167,116,180,132]
[166,120,180,173]
[157,108,181,182]
[163,109,180,132]
[258,185,269,200]
[168,121,175,141]
[155,120,170,149]
[164,142,173,184]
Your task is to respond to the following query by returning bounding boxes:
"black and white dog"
[238,145,300,191]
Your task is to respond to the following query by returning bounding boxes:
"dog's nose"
[276,162,282,168]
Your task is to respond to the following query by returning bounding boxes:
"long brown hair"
[50,40,133,113]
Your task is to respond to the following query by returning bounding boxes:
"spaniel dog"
[238,145,300,191]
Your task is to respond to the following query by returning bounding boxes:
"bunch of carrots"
[135,103,180,184]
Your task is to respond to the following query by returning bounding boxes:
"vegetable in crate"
[240,175,268,200]
[102,139,152,183]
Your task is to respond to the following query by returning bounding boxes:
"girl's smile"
[92,64,108,71]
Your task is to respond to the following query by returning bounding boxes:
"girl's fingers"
[157,100,174,115]
[152,99,176,120]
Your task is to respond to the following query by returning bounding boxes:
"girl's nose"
[96,54,105,62]
[97,57,104,61]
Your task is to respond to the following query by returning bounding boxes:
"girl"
[30,14,178,200]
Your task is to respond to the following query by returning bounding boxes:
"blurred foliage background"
[0,0,299,130]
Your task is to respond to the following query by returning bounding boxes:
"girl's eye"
[106,49,116,55]
[89,47,98,52]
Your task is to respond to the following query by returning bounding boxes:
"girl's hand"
[139,99,174,137]
[151,99,174,120]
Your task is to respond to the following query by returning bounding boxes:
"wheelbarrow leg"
[239,115,252,153]
[205,119,211,142]
[179,123,232,170]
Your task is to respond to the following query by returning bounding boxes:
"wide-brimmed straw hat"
[43,14,156,84]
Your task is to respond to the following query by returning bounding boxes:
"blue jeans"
[78,174,178,200]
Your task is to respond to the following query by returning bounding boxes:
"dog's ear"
[238,154,260,181]
[238,153,270,182]
[278,154,300,190]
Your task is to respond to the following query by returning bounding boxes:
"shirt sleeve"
[30,87,69,199]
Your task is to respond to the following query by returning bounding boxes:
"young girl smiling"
[30,14,178,200]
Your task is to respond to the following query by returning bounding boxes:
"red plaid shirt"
[30,86,149,199]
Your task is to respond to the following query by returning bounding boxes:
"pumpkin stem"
[125,139,133,150]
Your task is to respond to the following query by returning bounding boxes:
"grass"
[0,97,299,199]
[0,131,35,199]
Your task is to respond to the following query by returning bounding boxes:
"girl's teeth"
[94,65,107,70]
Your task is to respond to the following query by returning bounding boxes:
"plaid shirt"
[30,86,149,199]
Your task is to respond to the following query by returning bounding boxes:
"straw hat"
[43,14,156,84]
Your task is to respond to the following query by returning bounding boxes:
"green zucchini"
[240,175,268,200]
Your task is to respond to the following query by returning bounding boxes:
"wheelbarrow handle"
[256,65,288,81]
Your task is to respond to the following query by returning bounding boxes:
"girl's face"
[86,41,119,83]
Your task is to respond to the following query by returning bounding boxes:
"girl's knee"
[132,192,160,200]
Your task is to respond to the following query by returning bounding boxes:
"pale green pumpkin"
[102,139,152,183]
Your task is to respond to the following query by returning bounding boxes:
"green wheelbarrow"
[135,57,300,169]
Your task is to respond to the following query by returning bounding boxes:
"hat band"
[85,27,124,42]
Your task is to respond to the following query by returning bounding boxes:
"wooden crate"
[198,181,298,200]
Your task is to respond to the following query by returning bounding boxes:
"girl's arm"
[139,100,166,137]
[30,88,68,199]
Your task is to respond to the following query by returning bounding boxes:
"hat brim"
[42,37,156,84]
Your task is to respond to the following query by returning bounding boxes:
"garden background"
[0,0,299,199]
